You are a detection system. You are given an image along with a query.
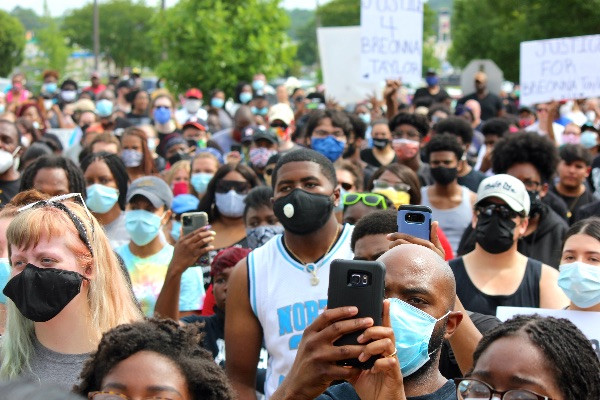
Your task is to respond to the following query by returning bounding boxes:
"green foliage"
[317,0,360,26]
[62,0,158,69]
[35,4,70,76]
[153,0,296,97]
[287,9,313,40]
[10,6,46,32]
[0,11,26,77]
[449,0,600,82]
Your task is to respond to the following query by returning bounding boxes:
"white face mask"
[185,99,202,114]
[0,146,20,174]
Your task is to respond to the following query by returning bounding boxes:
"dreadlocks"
[19,155,87,199]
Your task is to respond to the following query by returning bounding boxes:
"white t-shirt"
[525,121,564,144]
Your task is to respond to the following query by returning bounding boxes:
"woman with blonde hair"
[165,159,191,194]
[0,192,142,389]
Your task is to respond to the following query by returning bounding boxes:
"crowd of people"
[0,66,599,399]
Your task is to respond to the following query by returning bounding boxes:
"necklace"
[284,224,341,286]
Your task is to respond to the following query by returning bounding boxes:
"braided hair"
[19,155,87,199]
[80,152,130,210]
[472,315,600,399]
[74,318,235,399]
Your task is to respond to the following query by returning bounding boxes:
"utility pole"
[93,0,100,71]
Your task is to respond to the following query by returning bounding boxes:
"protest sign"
[520,34,600,105]
[360,0,423,84]
[497,306,600,359]
[317,26,383,105]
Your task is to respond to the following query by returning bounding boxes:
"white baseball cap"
[476,174,530,216]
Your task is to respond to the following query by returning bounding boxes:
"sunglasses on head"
[343,192,387,209]
[476,203,521,219]
[373,179,411,193]
[215,180,250,194]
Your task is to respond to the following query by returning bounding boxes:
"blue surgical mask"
[96,99,113,117]
[170,220,182,242]
[358,113,371,125]
[121,149,143,168]
[251,106,269,116]
[215,190,247,218]
[153,107,172,124]
[246,225,284,249]
[252,79,265,91]
[125,209,164,246]
[190,172,213,195]
[425,76,439,87]
[558,262,600,308]
[311,136,345,162]
[0,257,10,304]
[389,298,450,377]
[239,92,253,104]
[211,97,225,108]
[334,188,347,212]
[581,131,598,149]
[86,184,119,214]
[43,82,57,94]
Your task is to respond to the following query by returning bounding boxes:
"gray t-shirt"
[104,211,130,249]
[20,337,91,391]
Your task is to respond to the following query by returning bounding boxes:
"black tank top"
[449,257,542,316]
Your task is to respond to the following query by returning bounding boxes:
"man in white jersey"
[226,148,354,399]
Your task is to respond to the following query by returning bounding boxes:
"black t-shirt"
[317,379,457,400]
[457,168,486,193]
[125,112,152,127]
[413,87,450,107]
[0,178,21,208]
[457,92,503,121]
[550,185,596,224]
[360,148,397,169]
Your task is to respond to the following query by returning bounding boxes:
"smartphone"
[181,212,208,237]
[397,205,432,241]
[328,259,386,369]
[231,144,242,153]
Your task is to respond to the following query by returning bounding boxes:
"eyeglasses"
[455,378,553,400]
[373,179,411,193]
[475,203,521,219]
[343,193,387,209]
[392,129,420,140]
[215,179,250,194]
[521,179,541,190]
[18,193,95,255]
[88,391,178,400]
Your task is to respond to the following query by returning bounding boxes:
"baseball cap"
[252,126,278,144]
[241,126,256,143]
[476,174,530,216]
[426,68,437,75]
[267,103,294,126]
[171,194,200,215]
[127,176,173,209]
[183,118,208,131]
[73,99,96,114]
[185,88,203,99]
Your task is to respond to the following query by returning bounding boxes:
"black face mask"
[430,167,458,185]
[475,213,516,254]
[372,138,389,150]
[527,190,544,217]
[168,151,191,165]
[3,263,88,322]
[273,189,334,235]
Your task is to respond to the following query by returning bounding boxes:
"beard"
[403,317,448,383]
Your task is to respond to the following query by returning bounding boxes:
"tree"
[10,6,45,32]
[449,0,600,82]
[35,2,70,75]
[61,0,158,70]
[153,0,296,96]
[0,11,26,77]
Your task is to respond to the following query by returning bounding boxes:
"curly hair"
[433,116,473,145]
[350,209,397,251]
[425,133,464,162]
[74,318,235,400]
[19,155,87,199]
[492,131,559,183]
[388,112,430,138]
[472,315,600,400]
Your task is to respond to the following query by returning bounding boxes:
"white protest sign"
[317,26,383,105]
[520,34,600,105]
[496,306,600,359]
[360,0,423,84]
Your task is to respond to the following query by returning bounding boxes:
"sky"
[0,0,321,17]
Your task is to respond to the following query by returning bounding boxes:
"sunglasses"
[476,203,522,219]
[18,193,95,255]
[343,193,387,209]
[215,180,250,194]
[373,179,411,193]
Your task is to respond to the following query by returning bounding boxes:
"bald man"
[271,244,463,400]
[458,71,503,121]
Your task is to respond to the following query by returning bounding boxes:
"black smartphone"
[327,259,386,369]
[181,212,208,237]
[397,205,432,241]
[231,144,242,153]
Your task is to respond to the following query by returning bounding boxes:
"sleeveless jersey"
[248,224,354,398]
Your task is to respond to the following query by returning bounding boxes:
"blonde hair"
[0,199,142,378]
[190,153,220,197]
[164,160,191,188]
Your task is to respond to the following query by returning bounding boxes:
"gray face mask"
[246,225,284,249]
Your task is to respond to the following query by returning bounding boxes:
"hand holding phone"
[181,212,208,237]
[397,205,432,241]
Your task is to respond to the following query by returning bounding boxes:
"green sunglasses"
[343,192,388,209]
